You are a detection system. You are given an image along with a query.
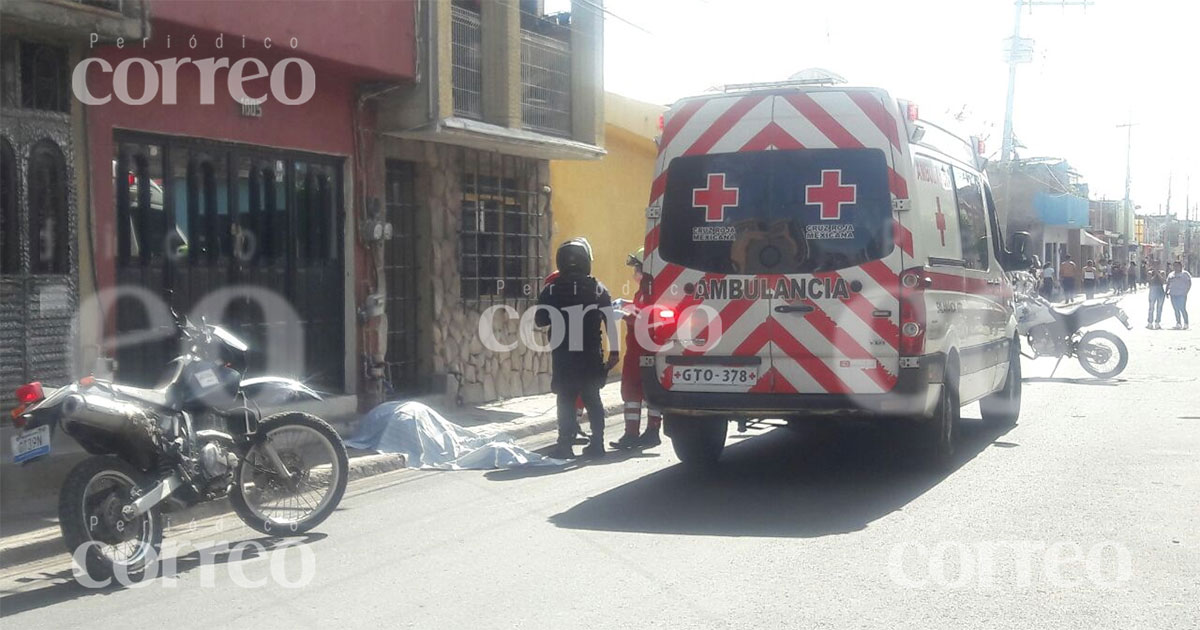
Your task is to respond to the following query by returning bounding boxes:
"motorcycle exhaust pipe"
[62,393,145,434]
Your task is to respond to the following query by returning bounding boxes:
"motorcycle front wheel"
[230,412,349,535]
[1076,330,1129,379]
[58,455,164,583]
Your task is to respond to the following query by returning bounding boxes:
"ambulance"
[638,81,1033,468]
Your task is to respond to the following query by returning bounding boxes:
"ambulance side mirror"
[1004,231,1033,271]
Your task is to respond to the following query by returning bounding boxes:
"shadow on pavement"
[483,445,662,481]
[1023,377,1121,386]
[0,533,325,617]
[549,418,1013,538]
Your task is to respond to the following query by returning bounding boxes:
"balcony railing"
[451,5,483,120]
[520,30,571,137]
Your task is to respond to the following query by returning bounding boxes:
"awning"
[1081,231,1108,248]
[382,117,607,161]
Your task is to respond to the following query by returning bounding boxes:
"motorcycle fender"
[240,376,323,406]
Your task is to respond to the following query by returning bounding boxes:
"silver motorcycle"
[1014,291,1132,379]
[9,312,348,581]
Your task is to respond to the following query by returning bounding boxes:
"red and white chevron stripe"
[643,88,911,395]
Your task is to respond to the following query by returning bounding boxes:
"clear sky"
[568,0,1200,217]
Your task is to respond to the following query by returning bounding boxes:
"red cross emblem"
[934,197,947,246]
[806,169,857,221]
[692,173,739,222]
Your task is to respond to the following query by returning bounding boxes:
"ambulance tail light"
[898,267,928,356]
[649,306,678,346]
[906,101,919,122]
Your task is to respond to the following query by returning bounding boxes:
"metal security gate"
[382,160,422,396]
[113,133,345,391]
[0,124,77,405]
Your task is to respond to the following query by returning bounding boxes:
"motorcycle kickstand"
[1050,355,1064,378]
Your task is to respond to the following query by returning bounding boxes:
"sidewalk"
[0,380,625,569]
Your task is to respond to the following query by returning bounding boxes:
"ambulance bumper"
[643,353,945,419]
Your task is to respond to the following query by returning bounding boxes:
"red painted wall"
[149,0,416,81]
[86,20,365,294]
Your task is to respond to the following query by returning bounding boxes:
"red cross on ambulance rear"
[692,173,739,222]
[806,169,857,221]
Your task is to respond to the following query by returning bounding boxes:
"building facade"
[0,0,145,408]
[357,0,605,407]
[988,158,1093,269]
[1,0,606,415]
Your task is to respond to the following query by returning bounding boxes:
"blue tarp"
[345,401,566,470]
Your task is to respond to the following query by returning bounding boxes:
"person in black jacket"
[536,240,620,459]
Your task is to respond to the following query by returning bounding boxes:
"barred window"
[20,42,69,113]
[451,3,483,119]
[28,139,69,274]
[459,152,545,302]
[1,137,17,274]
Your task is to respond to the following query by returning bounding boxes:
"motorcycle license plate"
[671,366,759,390]
[11,424,50,464]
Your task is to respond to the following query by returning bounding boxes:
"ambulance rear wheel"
[664,415,727,469]
[916,376,959,471]
[981,337,1022,427]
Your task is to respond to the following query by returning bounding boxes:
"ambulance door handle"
[775,304,814,314]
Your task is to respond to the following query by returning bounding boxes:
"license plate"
[11,424,51,464]
[671,366,759,390]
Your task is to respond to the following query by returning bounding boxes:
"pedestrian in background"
[1040,261,1057,300]
[1098,259,1109,293]
[1113,261,1126,295]
[1166,261,1192,330]
[1147,264,1167,329]
[1140,262,1149,289]
[1060,255,1078,302]
[1083,259,1098,300]
[537,239,620,459]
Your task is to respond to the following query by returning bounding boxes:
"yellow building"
[550,93,665,302]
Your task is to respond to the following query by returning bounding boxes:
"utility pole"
[1001,0,1093,163]
[1116,118,1136,262]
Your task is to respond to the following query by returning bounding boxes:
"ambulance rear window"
[659,149,894,274]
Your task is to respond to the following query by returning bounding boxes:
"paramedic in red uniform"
[609,248,663,450]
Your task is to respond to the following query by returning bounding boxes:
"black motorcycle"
[9,312,348,581]
[1015,293,1133,379]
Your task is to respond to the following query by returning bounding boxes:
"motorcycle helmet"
[556,239,592,277]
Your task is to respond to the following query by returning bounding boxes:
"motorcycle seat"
[111,384,173,409]
[1051,303,1085,316]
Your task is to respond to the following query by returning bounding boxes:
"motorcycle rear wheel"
[58,455,164,584]
[230,412,349,535]
[1076,330,1129,379]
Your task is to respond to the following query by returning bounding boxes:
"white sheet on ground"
[344,401,565,469]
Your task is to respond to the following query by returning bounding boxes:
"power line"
[574,0,653,35]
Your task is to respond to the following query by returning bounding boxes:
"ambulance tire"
[665,415,727,469]
[981,337,1022,427]
[915,365,960,471]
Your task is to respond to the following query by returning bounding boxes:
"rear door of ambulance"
[762,89,906,396]
[646,93,778,397]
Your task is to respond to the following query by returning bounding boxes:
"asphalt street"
[1,291,1197,629]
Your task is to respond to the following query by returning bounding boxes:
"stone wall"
[419,142,553,405]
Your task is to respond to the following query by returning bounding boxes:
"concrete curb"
[0,397,626,569]
[0,452,405,570]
